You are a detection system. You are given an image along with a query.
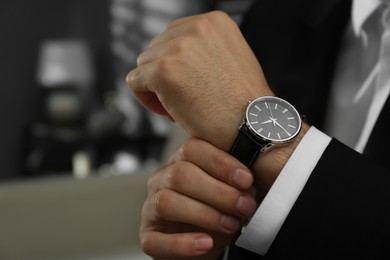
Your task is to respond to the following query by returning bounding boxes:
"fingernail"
[237,196,257,218]
[231,168,253,189]
[221,214,241,233]
[194,235,213,253]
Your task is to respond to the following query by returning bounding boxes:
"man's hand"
[140,138,257,259]
[129,10,309,195]
[127,11,273,151]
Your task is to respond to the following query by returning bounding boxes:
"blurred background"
[0,0,253,259]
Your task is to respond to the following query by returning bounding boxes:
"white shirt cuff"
[235,126,331,255]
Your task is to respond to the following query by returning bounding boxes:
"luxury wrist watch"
[229,96,302,168]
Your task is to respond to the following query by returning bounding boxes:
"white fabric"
[235,127,331,255]
[352,0,381,36]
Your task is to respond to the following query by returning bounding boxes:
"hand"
[140,138,257,259]
[128,10,310,194]
[127,11,273,151]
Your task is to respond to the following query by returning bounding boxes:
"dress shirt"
[236,0,390,255]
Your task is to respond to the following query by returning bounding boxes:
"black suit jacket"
[228,0,390,258]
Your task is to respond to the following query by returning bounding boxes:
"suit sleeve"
[228,138,390,259]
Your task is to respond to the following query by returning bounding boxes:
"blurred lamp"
[36,39,94,88]
[36,40,94,124]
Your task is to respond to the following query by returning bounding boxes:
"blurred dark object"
[0,0,112,180]
[23,39,97,176]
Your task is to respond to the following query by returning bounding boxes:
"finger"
[137,39,178,67]
[141,231,213,258]
[126,64,170,117]
[145,189,242,234]
[170,138,254,190]
[149,162,257,219]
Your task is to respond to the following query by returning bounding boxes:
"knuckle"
[136,52,146,66]
[146,173,158,193]
[209,10,237,29]
[171,36,192,54]
[194,15,211,27]
[210,10,230,21]
[189,16,214,36]
[168,161,191,189]
[151,190,171,217]
[148,35,159,47]
[126,69,138,87]
[154,56,172,73]
[139,232,154,256]
[154,56,181,80]
[214,153,236,171]
[178,138,198,161]
[140,201,149,220]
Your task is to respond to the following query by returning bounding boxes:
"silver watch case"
[242,96,302,152]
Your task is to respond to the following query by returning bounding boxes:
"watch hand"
[266,103,276,126]
[269,117,278,128]
[274,120,291,137]
[260,119,273,125]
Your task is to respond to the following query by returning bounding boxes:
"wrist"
[209,91,274,152]
[252,122,310,196]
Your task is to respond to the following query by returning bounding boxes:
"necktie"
[355,3,390,151]
[377,6,390,93]
[325,3,389,151]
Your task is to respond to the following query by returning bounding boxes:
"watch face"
[246,96,301,143]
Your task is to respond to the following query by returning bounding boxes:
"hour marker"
[250,113,258,117]
[283,109,288,113]
[255,105,261,111]
[258,128,263,133]
[288,125,297,129]
[251,121,259,125]
[275,104,278,109]
[268,132,271,138]
[287,117,295,120]
[265,102,269,109]
[277,133,281,139]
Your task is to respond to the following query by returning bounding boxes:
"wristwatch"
[229,96,302,168]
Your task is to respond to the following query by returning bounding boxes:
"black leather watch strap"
[229,125,266,168]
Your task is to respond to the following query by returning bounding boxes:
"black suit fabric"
[241,0,350,129]
[228,0,390,258]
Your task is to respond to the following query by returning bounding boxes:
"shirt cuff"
[235,126,331,255]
